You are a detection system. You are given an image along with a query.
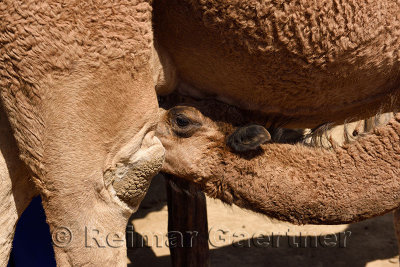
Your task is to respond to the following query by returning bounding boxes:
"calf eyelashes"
[168,111,201,138]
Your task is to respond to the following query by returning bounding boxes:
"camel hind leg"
[0,102,37,265]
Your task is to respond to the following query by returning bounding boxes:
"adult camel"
[1,0,400,266]
[0,0,167,266]
[153,0,400,127]
[152,0,400,259]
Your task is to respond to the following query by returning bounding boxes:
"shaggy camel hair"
[157,97,400,225]
[153,0,400,256]
[0,1,170,266]
[153,0,400,127]
[2,0,400,265]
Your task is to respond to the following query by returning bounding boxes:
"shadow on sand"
[126,176,398,267]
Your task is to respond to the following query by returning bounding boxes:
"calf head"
[156,96,272,177]
[157,95,400,225]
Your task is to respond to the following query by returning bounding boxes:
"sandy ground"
[127,175,399,267]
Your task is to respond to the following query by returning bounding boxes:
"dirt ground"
[127,175,399,267]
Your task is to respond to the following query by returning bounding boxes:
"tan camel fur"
[2,0,400,265]
[154,0,400,254]
[157,98,400,225]
[0,1,168,266]
[153,0,400,127]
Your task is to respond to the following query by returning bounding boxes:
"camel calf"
[157,97,400,224]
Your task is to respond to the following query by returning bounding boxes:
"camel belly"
[154,0,400,127]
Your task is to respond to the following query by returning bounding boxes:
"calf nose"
[227,125,271,152]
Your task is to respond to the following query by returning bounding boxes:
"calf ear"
[227,125,271,152]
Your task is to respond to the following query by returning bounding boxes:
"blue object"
[8,196,56,267]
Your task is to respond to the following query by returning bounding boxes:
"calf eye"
[169,113,201,137]
[175,115,190,127]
